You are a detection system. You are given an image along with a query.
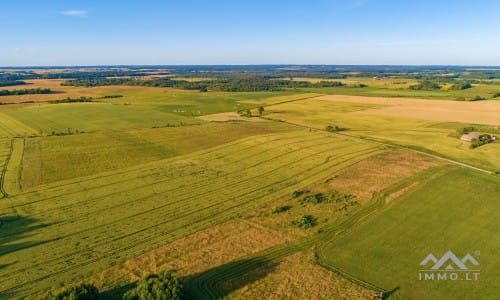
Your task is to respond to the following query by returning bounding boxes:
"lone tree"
[258,106,265,116]
[124,271,183,300]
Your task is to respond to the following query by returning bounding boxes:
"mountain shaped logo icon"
[420,251,479,270]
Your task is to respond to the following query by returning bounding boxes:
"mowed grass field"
[19,121,294,188]
[316,166,500,300]
[0,130,385,298]
[264,95,500,171]
[0,102,199,136]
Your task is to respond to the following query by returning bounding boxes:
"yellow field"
[197,112,265,122]
[264,96,500,171]
[0,79,194,103]
[285,76,419,88]
[316,94,500,125]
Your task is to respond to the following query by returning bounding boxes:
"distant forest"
[1,65,500,92]
[62,77,347,92]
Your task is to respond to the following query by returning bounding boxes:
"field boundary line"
[336,132,494,174]
[0,138,14,198]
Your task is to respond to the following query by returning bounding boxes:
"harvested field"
[316,95,500,125]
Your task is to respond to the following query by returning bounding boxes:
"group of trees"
[44,284,99,300]
[238,106,265,117]
[450,82,472,90]
[0,88,51,96]
[409,80,441,91]
[44,271,183,300]
[62,77,347,92]
[470,134,495,149]
[0,80,26,87]
[124,271,183,300]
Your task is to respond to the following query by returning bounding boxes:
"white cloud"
[60,10,88,17]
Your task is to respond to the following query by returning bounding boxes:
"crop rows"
[0,131,385,298]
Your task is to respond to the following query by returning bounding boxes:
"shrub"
[291,215,317,229]
[470,95,486,101]
[123,271,183,300]
[325,125,346,132]
[238,109,252,117]
[300,193,324,204]
[45,284,99,300]
[458,126,475,135]
[258,106,265,116]
[299,190,357,207]
[272,205,291,214]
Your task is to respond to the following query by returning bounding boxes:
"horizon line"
[1,64,500,69]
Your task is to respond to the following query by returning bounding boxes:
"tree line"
[0,80,26,87]
[62,77,347,92]
[0,88,51,96]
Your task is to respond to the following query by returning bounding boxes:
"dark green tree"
[45,284,99,300]
[258,106,265,116]
[124,271,183,300]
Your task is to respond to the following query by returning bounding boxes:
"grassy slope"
[0,130,384,298]
[316,166,500,300]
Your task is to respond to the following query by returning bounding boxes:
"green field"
[0,103,198,136]
[18,122,294,188]
[316,166,500,299]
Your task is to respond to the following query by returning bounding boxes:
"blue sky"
[1,0,500,66]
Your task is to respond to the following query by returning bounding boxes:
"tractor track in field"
[0,142,377,267]
[187,165,455,299]
[0,144,383,297]
[3,132,303,209]
[247,93,496,175]
[3,132,330,213]
[259,113,495,175]
[0,138,14,199]
[0,134,345,244]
